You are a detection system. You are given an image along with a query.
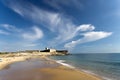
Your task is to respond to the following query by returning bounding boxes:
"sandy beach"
[0,54,102,80]
[0,56,30,70]
[40,66,101,80]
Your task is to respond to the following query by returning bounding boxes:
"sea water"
[50,53,120,80]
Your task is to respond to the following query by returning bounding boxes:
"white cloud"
[2,1,113,49]
[24,43,38,47]
[64,31,112,48]
[0,24,43,44]
[5,1,62,32]
[0,30,9,35]
[75,24,95,32]
[22,26,43,41]
[2,1,79,42]
[0,24,21,32]
[54,24,95,44]
[0,41,40,52]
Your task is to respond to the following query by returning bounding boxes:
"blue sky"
[0,0,120,53]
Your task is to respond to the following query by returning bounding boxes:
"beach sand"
[0,54,102,80]
[0,56,29,70]
[40,67,101,80]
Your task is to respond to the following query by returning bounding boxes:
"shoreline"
[45,56,103,80]
[56,60,104,80]
[0,54,102,80]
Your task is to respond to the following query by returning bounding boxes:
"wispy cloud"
[0,41,40,52]
[75,24,95,31]
[54,24,95,44]
[2,0,62,31]
[2,1,81,42]
[0,30,9,35]
[0,24,43,41]
[0,24,21,32]
[0,24,43,51]
[23,43,38,47]
[22,26,43,41]
[64,31,112,48]
[2,0,113,49]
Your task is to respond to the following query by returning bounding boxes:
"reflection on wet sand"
[0,58,58,80]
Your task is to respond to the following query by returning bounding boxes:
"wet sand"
[40,66,102,80]
[0,55,102,80]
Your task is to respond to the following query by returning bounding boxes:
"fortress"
[0,48,68,56]
[16,48,69,56]
[40,48,68,55]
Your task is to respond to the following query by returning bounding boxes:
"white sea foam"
[56,60,75,69]
[54,60,113,80]
[81,69,114,80]
[56,60,115,80]
[102,76,115,80]
[81,69,96,75]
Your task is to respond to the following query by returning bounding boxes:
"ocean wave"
[56,60,75,69]
[81,69,96,75]
[102,76,115,80]
[55,60,114,80]
[81,69,114,80]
